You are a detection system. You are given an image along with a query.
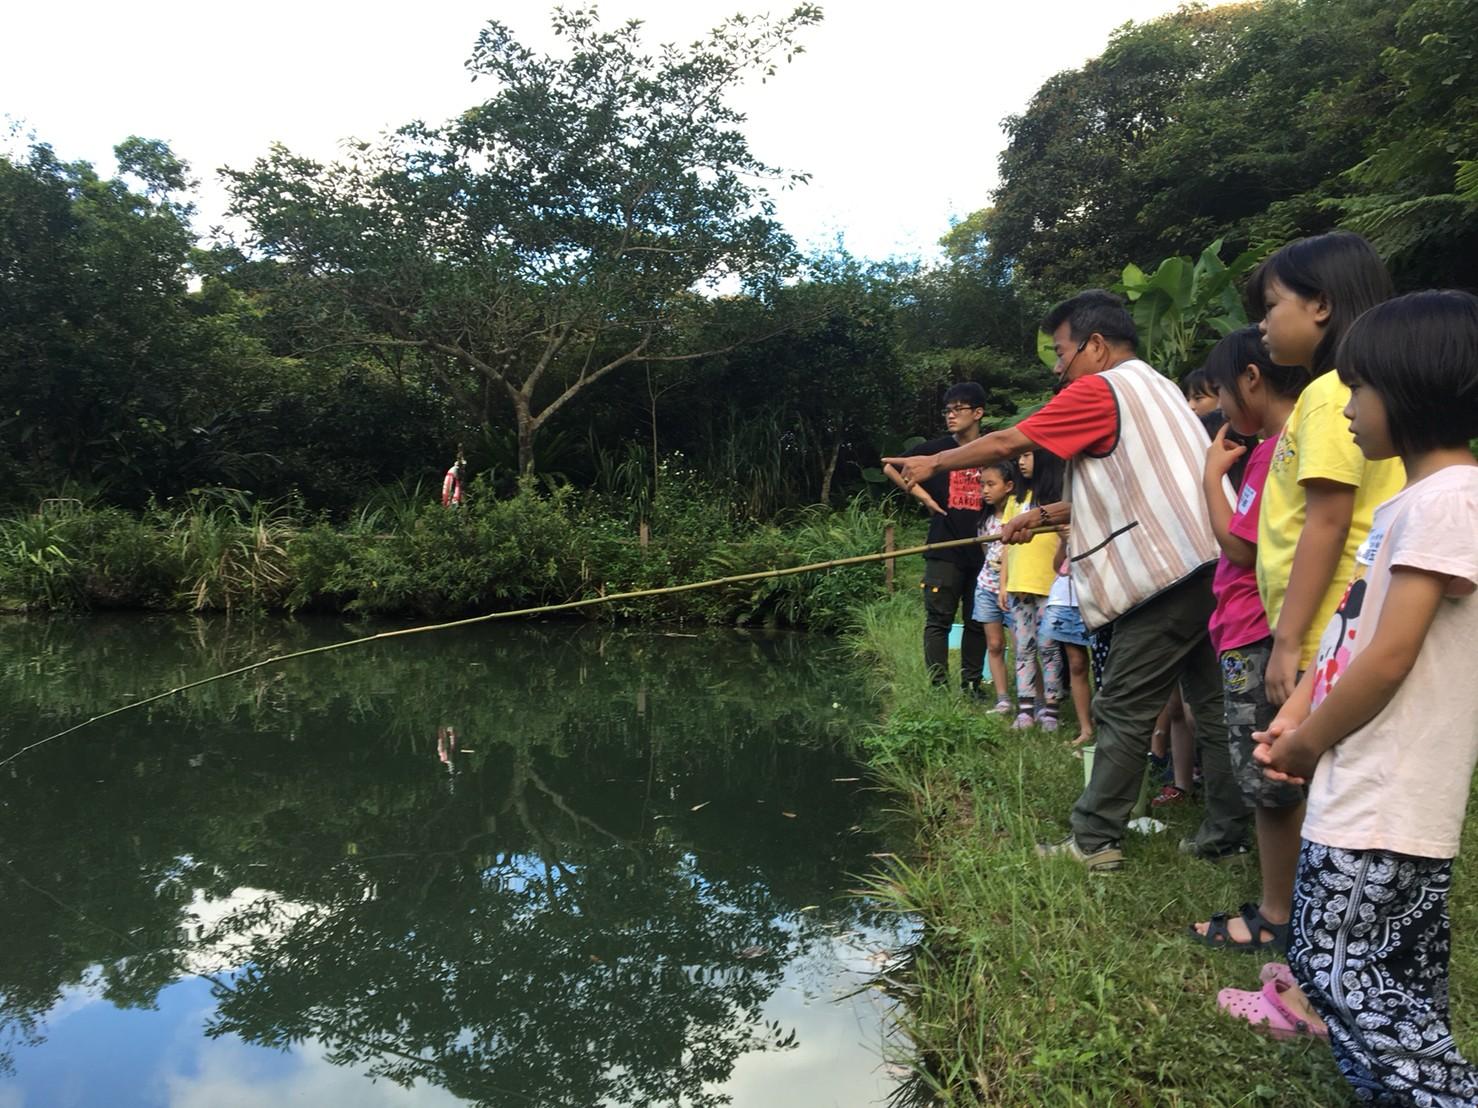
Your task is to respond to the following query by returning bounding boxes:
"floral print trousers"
[1291,842,1478,1106]
[1008,593,1063,706]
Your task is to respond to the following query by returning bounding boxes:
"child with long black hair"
[1252,232,1405,709]
[1247,291,1478,1101]
[1195,230,1403,937]
[1187,328,1310,957]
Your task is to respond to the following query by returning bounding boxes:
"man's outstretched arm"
[1000,499,1072,543]
[882,425,1035,488]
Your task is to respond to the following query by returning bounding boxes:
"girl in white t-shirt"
[1039,536,1093,747]
[971,460,1019,714]
[1243,291,1478,1102]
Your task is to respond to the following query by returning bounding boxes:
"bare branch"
[642,311,828,364]
[531,336,651,428]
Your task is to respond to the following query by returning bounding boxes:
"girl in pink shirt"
[1189,329,1310,958]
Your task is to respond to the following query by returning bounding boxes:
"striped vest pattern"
[1066,359,1228,630]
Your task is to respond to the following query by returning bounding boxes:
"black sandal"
[1187,902,1290,953]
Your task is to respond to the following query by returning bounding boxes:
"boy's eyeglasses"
[941,405,980,418]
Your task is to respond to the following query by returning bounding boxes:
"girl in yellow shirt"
[1196,231,1403,954]
[1005,450,1066,731]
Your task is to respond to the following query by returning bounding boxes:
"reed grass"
[0,484,912,630]
[170,491,295,611]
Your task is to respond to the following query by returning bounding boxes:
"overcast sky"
[3,0,1219,261]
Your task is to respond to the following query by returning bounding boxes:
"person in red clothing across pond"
[885,290,1250,872]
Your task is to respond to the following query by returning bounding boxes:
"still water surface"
[0,616,913,1107]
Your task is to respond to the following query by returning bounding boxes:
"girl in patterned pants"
[1005,449,1067,731]
[1253,291,1478,1104]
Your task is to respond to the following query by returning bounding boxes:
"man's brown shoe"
[1036,834,1124,873]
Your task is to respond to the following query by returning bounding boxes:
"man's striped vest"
[1065,359,1229,630]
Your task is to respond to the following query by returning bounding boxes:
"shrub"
[285,522,356,612]
[0,508,87,610]
[168,492,297,612]
[75,507,178,608]
[0,479,913,626]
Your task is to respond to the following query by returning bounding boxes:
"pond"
[0,616,915,1107]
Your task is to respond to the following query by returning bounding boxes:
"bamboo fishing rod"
[3,524,1064,768]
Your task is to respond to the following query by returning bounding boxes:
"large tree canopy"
[0,139,270,502]
[224,6,821,475]
[1332,0,1478,286]
[979,0,1405,296]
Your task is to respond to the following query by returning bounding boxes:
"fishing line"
[3,525,1063,768]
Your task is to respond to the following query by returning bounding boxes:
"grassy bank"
[0,479,911,631]
[852,592,1477,1106]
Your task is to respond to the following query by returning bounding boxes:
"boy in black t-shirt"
[883,382,988,692]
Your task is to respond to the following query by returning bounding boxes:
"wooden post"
[884,524,896,594]
[639,519,650,548]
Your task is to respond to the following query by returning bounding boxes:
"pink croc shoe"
[1217,978,1329,1042]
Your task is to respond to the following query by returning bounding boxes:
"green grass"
[851,591,1478,1106]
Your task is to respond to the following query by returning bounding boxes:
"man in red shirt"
[886,291,1248,873]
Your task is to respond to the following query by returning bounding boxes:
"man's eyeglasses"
[941,405,980,418]
[1056,338,1091,371]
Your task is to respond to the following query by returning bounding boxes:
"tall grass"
[350,477,428,535]
[0,482,910,629]
[850,593,1476,1106]
[0,500,178,609]
[590,440,654,525]
[701,409,815,518]
[0,507,82,610]
[171,491,295,611]
[700,499,911,631]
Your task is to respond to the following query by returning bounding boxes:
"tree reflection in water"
[0,616,908,1105]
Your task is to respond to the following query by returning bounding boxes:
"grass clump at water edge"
[0,480,906,631]
[849,591,1478,1106]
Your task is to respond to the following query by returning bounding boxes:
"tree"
[689,260,909,504]
[1330,0,1478,286]
[905,215,1038,356]
[0,126,458,512]
[978,0,1400,296]
[0,139,244,502]
[224,6,821,476]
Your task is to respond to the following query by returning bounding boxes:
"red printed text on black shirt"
[948,468,983,512]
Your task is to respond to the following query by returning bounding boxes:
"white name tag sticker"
[1236,483,1257,516]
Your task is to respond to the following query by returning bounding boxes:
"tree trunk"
[648,366,660,496]
[818,437,842,504]
[515,397,537,475]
